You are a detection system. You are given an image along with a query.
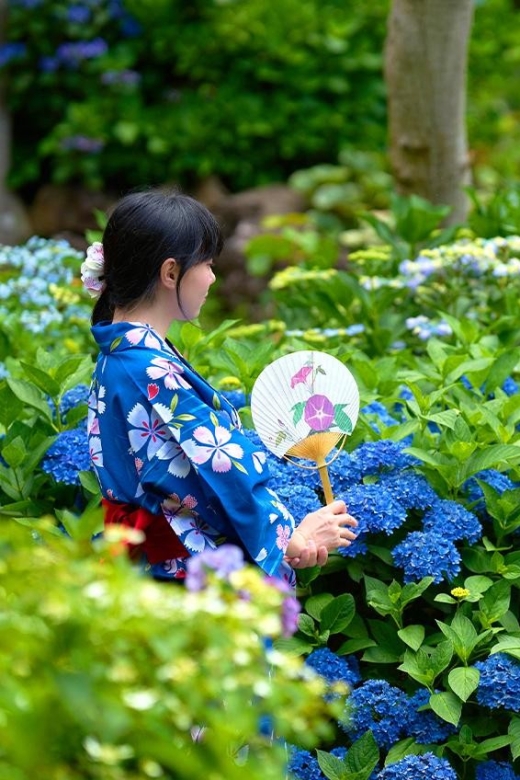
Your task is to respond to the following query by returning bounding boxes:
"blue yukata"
[87,321,296,585]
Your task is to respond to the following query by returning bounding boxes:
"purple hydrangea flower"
[185,544,245,592]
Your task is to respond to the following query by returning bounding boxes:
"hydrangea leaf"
[429,691,462,726]
[447,666,480,702]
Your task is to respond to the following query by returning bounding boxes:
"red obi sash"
[102,499,189,564]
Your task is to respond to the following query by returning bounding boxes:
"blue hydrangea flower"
[274,483,321,520]
[378,472,438,511]
[221,389,248,409]
[476,760,520,780]
[287,747,323,780]
[375,752,457,780]
[351,440,420,477]
[305,648,361,689]
[60,384,90,417]
[463,468,517,516]
[475,653,520,712]
[337,532,369,558]
[404,688,457,744]
[327,449,362,493]
[362,401,401,432]
[343,483,408,535]
[41,422,92,486]
[421,499,482,544]
[502,377,519,397]
[341,679,409,749]
[392,531,461,584]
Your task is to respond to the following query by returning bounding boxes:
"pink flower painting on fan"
[290,363,313,388]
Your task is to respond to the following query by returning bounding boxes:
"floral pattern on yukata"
[88,321,296,585]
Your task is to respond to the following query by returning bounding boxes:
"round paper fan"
[251,350,360,503]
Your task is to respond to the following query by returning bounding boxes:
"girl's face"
[177,260,216,320]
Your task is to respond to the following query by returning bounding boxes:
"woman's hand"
[285,500,358,568]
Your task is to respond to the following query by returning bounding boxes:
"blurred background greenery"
[2,0,520,202]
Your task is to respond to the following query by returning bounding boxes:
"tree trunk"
[0,0,31,245]
[385,0,474,224]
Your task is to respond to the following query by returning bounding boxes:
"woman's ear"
[160,258,178,289]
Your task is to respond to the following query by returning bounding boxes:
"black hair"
[92,189,224,325]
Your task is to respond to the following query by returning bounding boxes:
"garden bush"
[2,216,520,777]
[2,0,387,194]
[0,523,337,779]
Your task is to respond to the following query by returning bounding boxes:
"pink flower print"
[89,436,103,468]
[125,324,162,350]
[127,402,171,459]
[304,394,334,431]
[182,494,198,510]
[184,425,244,473]
[290,364,313,389]
[134,457,144,474]
[156,438,191,477]
[276,524,291,552]
[146,357,190,390]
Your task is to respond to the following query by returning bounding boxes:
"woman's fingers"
[286,539,330,569]
[316,545,328,566]
[338,512,358,528]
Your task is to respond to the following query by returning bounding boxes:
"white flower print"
[127,403,171,459]
[125,324,163,351]
[156,438,191,477]
[252,450,266,474]
[266,488,293,521]
[183,425,244,473]
[255,548,268,563]
[146,357,190,390]
[161,496,219,554]
[97,385,106,415]
[89,436,103,468]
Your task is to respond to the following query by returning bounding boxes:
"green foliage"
[4,223,520,776]
[359,193,458,262]
[0,522,337,780]
[4,0,388,192]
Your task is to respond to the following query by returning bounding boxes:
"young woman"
[83,189,357,584]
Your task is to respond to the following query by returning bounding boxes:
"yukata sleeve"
[136,385,295,577]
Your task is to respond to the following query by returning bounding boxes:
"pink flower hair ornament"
[81,241,105,299]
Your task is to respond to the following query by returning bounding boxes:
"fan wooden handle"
[318,462,334,504]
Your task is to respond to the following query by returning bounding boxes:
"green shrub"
[0,523,338,780]
[3,0,387,193]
